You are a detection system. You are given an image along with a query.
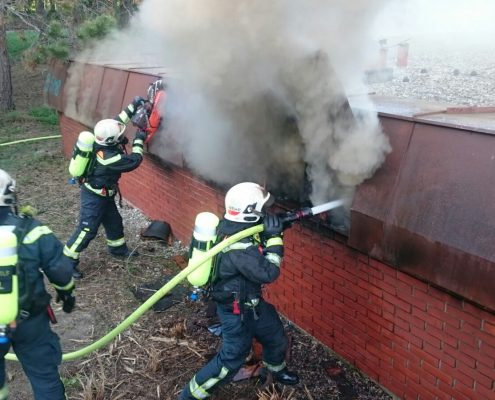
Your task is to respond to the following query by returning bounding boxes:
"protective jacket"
[83,139,144,197]
[0,207,74,316]
[210,219,282,305]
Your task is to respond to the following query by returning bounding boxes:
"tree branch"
[6,6,41,33]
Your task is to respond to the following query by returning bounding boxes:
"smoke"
[68,0,392,207]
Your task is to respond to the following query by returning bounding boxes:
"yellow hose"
[5,224,264,362]
[0,135,61,147]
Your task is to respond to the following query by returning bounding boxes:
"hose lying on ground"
[0,135,61,147]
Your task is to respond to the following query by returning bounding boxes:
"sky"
[372,0,495,46]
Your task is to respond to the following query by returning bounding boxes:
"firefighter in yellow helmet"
[0,169,75,400]
[64,96,149,279]
[179,182,299,400]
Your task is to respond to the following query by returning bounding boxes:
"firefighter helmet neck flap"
[94,119,126,146]
[0,169,16,207]
[224,182,274,223]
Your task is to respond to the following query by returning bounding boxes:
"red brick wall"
[61,115,495,400]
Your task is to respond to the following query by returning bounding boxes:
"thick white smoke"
[68,0,392,207]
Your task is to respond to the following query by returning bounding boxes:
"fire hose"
[0,135,61,147]
[4,199,343,362]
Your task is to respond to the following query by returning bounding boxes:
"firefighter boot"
[73,266,84,280]
[260,367,299,386]
[69,259,83,280]
[273,368,299,385]
[110,247,139,259]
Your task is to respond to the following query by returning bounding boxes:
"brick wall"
[61,115,495,399]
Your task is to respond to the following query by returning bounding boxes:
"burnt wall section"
[350,116,495,311]
[60,120,495,399]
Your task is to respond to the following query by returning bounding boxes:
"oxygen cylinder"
[69,131,95,178]
[186,212,219,287]
[0,230,18,343]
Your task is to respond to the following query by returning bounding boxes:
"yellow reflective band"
[23,226,52,244]
[132,144,144,155]
[189,378,209,399]
[202,366,229,390]
[118,110,130,124]
[65,228,90,258]
[106,237,125,247]
[82,183,115,197]
[222,242,252,252]
[189,366,229,399]
[265,252,281,267]
[0,385,9,400]
[262,360,286,372]
[63,246,79,260]
[52,279,75,291]
[97,153,122,165]
[266,237,283,247]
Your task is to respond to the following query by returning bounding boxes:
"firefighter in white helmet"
[0,169,75,400]
[179,182,299,400]
[64,96,148,279]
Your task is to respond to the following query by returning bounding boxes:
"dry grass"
[257,385,296,400]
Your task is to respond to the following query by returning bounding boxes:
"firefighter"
[64,97,148,279]
[179,182,299,400]
[0,169,75,400]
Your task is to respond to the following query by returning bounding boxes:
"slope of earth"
[0,59,393,400]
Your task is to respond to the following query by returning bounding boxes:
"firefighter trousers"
[0,313,65,400]
[65,188,128,260]
[179,300,288,399]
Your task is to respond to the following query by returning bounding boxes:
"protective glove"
[135,129,148,142]
[55,288,76,313]
[119,136,129,146]
[131,96,146,111]
[263,213,283,238]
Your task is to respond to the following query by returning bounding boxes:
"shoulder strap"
[13,216,34,307]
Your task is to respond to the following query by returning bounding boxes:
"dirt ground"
[0,60,394,400]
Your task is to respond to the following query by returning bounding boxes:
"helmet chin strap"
[252,210,264,219]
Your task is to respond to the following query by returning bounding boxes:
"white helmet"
[0,169,16,207]
[94,119,126,146]
[224,182,274,223]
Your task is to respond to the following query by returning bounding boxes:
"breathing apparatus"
[0,229,19,344]
[186,212,220,300]
[68,130,95,183]
[185,198,345,300]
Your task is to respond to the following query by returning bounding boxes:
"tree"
[0,0,14,112]
[0,0,138,112]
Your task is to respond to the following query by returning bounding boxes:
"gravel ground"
[366,39,495,106]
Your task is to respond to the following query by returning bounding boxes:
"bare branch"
[6,5,41,33]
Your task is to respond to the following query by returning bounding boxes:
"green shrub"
[29,106,59,125]
[6,30,39,59]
